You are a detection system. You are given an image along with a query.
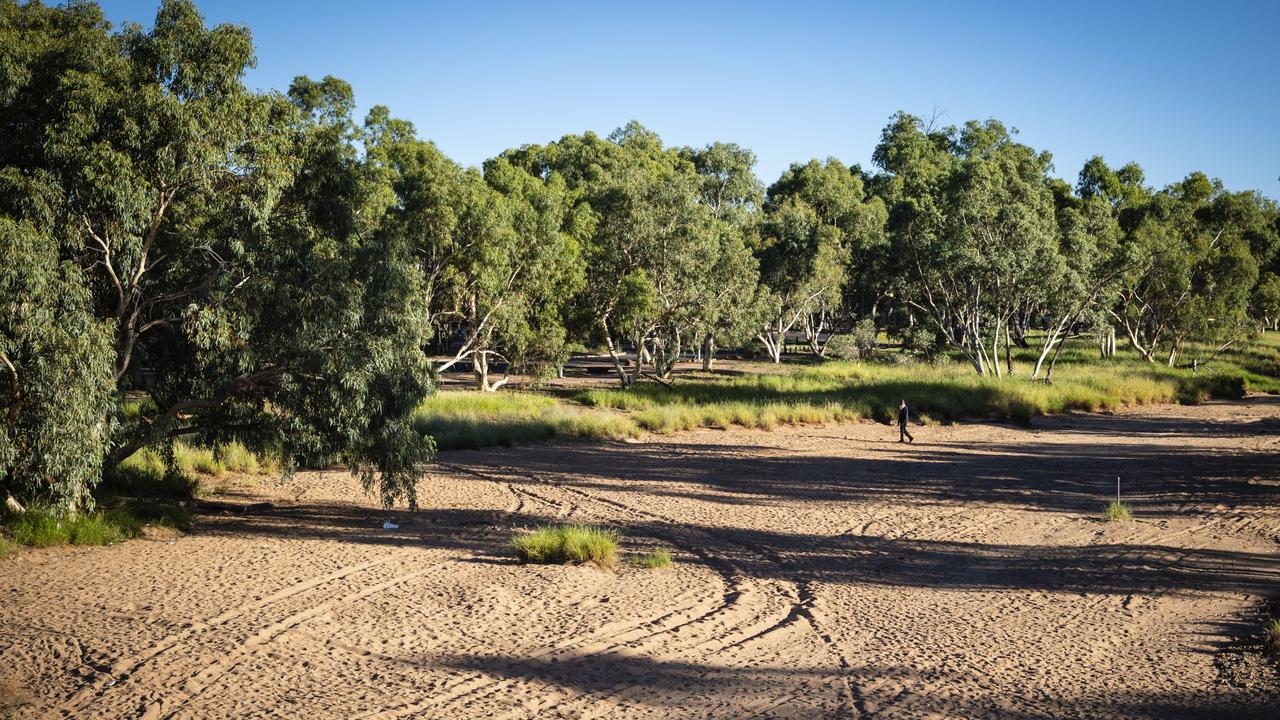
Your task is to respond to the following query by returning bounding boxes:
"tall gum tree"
[763,158,887,358]
[873,113,1062,376]
[0,1,435,509]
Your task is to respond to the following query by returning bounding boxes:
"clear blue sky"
[96,0,1279,196]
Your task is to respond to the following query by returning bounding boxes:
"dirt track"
[3,398,1279,719]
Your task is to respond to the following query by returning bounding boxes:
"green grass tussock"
[413,391,639,450]
[1265,618,1280,654]
[633,549,673,569]
[511,524,621,569]
[0,536,18,559]
[1102,500,1133,522]
[1,500,191,550]
[105,441,279,498]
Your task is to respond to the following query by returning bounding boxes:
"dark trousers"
[899,422,913,442]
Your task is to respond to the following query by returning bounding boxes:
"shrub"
[633,549,673,569]
[511,525,620,569]
[1102,500,1133,522]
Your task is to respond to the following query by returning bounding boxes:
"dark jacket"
[897,406,909,425]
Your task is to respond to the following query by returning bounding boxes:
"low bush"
[511,525,620,569]
[1102,500,1133,522]
[633,549,673,569]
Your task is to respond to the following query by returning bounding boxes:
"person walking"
[897,399,914,443]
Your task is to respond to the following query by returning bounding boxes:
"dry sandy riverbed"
[2,398,1279,719]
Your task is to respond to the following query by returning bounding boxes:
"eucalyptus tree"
[1110,173,1260,365]
[872,113,1061,376]
[0,219,115,511]
[754,199,846,363]
[1029,179,1123,380]
[764,158,887,358]
[680,142,765,369]
[0,1,435,509]
[505,123,741,386]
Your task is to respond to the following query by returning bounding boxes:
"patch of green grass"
[633,549,673,569]
[0,536,17,559]
[1102,500,1133,522]
[102,448,198,498]
[511,524,621,569]
[1265,617,1280,654]
[1,500,191,549]
[578,336,1269,432]
[217,441,259,474]
[105,440,279,498]
[412,334,1278,450]
[413,391,639,450]
[4,509,124,546]
[176,444,222,476]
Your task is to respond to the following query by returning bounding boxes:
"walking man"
[897,399,914,443]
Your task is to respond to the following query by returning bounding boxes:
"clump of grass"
[0,536,17,559]
[1102,500,1133,522]
[103,448,198,498]
[633,549,673,569]
[176,444,223,476]
[511,524,620,569]
[106,440,279,498]
[4,509,125,546]
[1265,618,1280,654]
[218,441,259,474]
[413,391,639,450]
[2,501,191,549]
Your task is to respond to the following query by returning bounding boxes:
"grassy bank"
[412,391,639,450]
[421,334,1278,446]
[578,359,1256,429]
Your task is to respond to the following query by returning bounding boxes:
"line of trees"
[3,1,1278,511]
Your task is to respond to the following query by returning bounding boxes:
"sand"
[2,397,1278,719]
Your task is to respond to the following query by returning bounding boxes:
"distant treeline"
[2,0,1277,510]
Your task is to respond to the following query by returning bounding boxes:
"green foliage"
[1102,500,1133,522]
[1,1,434,510]
[0,219,115,511]
[511,525,620,569]
[633,549,673,569]
[0,536,17,559]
